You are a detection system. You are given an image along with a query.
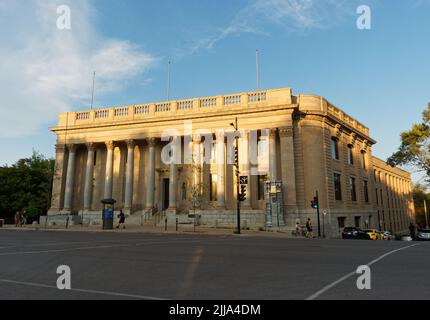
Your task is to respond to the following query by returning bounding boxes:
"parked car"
[379,231,394,240]
[416,229,430,241]
[342,227,371,240]
[364,229,384,240]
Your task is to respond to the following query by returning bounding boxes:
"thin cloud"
[0,0,156,138]
[186,0,363,55]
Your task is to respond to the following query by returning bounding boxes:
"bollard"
[176,218,178,232]
[165,217,167,231]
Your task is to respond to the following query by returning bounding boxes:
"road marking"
[0,237,240,257]
[0,279,167,300]
[305,243,422,300]
[0,237,193,250]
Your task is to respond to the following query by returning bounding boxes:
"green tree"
[0,151,54,222]
[413,183,430,228]
[388,103,430,181]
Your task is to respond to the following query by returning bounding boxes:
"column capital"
[193,134,202,143]
[55,144,66,153]
[105,141,115,151]
[269,128,278,138]
[240,129,250,139]
[126,139,135,149]
[146,137,156,147]
[279,127,294,138]
[86,142,96,151]
[67,144,77,153]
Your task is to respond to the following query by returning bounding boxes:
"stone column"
[63,144,77,212]
[169,138,178,211]
[48,144,66,215]
[269,128,278,181]
[216,134,226,208]
[104,141,115,199]
[240,130,251,208]
[124,140,135,212]
[145,138,156,210]
[83,143,96,211]
[193,136,202,193]
[279,127,297,208]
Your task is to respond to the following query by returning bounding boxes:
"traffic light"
[311,196,319,209]
[239,184,247,202]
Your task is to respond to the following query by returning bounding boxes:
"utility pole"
[231,117,241,234]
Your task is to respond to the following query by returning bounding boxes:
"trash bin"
[101,199,116,230]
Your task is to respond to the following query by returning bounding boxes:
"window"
[350,177,357,202]
[380,189,383,205]
[338,217,346,229]
[210,174,217,201]
[347,145,354,165]
[361,151,366,169]
[363,180,369,203]
[94,150,97,166]
[355,216,361,228]
[334,173,342,200]
[181,183,187,201]
[258,175,267,200]
[331,138,339,160]
[375,189,379,205]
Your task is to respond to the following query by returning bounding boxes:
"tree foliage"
[0,151,54,221]
[388,103,430,181]
[412,183,430,228]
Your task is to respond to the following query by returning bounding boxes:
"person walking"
[306,218,314,238]
[409,223,416,240]
[116,210,126,229]
[14,211,22,227]
[295,222,302,237]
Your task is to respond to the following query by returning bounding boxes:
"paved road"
[0,229,428,300]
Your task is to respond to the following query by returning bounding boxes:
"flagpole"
[167,61,171,101]
[256,49,260,91]
[90,71,96,110]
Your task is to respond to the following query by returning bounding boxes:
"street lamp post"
[323,211,327,238]
[424,199,429,229]
[316,190,321,238]
[230,117,241,234]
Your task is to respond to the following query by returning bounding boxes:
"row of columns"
[61,128,290,213]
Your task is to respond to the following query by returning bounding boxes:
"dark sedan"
[342,227,371,240]
[416,229,430,241]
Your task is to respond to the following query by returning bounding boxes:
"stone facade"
[46,87,415,236]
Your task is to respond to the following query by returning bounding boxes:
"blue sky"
[1,0,429,182]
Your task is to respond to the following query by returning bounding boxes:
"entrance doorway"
[162,178,170,211]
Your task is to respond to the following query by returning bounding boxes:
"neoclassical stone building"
[46,87,415,236]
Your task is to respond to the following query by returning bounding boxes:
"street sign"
[239,176,248,185]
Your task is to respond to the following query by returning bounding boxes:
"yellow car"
[364,229,384,240]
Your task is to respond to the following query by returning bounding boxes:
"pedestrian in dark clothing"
[409,223,416,239]
[116,210,126,229]
[14,211,22,227]
[306,218,314,238]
